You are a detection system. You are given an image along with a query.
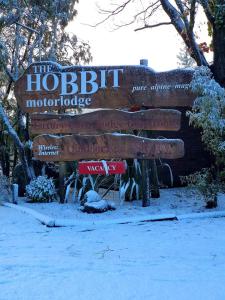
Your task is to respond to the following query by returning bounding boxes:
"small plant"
[180,169,220,208]
[26,175,56,202]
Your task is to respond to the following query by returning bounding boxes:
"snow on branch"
[0,100,24,150]
[15,22,40,34]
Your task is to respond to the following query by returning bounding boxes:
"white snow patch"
[2,194,225,300]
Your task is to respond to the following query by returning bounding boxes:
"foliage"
[26,175,56,202]
[185,66,225,207]
[0,0,92,68]
[66,171,117,203]
[177,43,196,68]
[215,4,225,29]
[188,66,225,165]
[64,157,174,205]
[0,0,92,182]
[180,168,221,205]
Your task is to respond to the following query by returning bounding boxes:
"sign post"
[14,60,188,207]
[139,59,150,206]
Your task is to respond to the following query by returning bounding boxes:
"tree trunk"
[212,1,225,86]
[0,104,35,183]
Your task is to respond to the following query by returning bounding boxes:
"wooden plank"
[78,161,126,175]
[32,133,184,161]
[14,61,195,113]
[30,109,181,135]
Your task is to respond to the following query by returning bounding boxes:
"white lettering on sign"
[131,83,190,93]
[61,72,78,95]
[33,64,52,74]
[26,65,124,96]
[38,144,59,156]
[86,164,117,172]
[132,85,147,93]
[26,96,92,109]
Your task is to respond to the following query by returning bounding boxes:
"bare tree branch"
[135,22,172,31]
[94,0,133,27]
[16,22,40,34]
[2,64,16,82]
[160,0,208,66]
[0,98,34,182]
[189,0,196,31]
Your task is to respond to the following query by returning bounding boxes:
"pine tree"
[177,43,196,68]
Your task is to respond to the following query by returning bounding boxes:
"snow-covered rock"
[80,191,116,214]
[81,199,116,214]
[81,190,101,206]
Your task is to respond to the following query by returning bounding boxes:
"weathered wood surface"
[15,61,195,113]
[30,109,181,134]
[32,133,184,161]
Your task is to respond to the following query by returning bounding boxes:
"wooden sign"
[14,61,195,113]
[78,161,126,175]
[32,133,184,161]
[30,109,181,135]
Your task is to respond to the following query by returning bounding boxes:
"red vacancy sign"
[78,161,126,175]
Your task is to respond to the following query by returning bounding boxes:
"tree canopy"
[0,0,92,181]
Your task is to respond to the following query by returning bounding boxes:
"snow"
[1,187,225,300]
[13,187,225,222]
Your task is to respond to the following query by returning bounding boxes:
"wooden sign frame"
[32,133,184,161]
[15,61,195,113]
[30,109,181,135]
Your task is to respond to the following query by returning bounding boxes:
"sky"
[68,0,212,71]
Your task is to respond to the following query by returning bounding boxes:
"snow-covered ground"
[1,188,225,300]
[16,187,225,222]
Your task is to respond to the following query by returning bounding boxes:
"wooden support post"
[141,159,150,207]
[12,184,18,204]
[139,59,160,199]
[140,59,150,207]
[59,162,66,204]
[149,159,160,198]
[58,107,66,204]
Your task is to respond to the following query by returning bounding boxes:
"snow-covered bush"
[188,66,225,162]
[26,176,56,202]
[186,67,225,207]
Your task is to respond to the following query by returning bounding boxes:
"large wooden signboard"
[32,133,184,161]
[14,61,195,113]
[30,109,181,135]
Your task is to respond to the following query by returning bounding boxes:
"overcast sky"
[68,0,211,71]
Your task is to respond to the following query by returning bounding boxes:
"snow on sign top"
[14,61,195,113]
